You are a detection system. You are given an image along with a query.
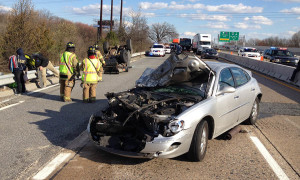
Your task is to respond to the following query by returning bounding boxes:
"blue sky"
[1,0,300,42]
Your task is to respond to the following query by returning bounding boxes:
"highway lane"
[41,55,299,179]
[0,55,166,180]
[1,54,299,179]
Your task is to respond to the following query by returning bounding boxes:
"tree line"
[0,0,179,73]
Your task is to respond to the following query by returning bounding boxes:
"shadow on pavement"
[28,99,108,148]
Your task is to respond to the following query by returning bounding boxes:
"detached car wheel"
[246,97,259,125]
[187,120,208,162]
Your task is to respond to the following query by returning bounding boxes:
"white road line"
[250,136,289,180]
[32,152,72,180]
[27,84,59,95]
[0,101,24,111]
[0,99,11,103]
[284,117,300,130]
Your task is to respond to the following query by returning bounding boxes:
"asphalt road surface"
[0,54,299,180]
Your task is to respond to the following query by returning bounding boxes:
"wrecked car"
[87,53,262,161]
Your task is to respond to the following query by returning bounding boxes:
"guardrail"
[219,52,300,86]
[0,52,146,87]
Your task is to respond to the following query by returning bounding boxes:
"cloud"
[182,32,196,37]
[0,5,12,13]
[287,31,296,35]
[205,3,263,13]
[139,2,168,10]
[245,16,273,25]
[72,4,132,17]
[180,13,229,21]
[281,7,300,14]
[206,22,230,29]
[298,16,300,19]
[234,22,261,29]
[279,0,300,2]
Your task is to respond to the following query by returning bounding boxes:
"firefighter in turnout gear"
[59,42,80,102]
[94,44,105,81]
[81,46,102,103]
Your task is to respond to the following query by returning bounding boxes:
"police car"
[238,47,261,60]
[263,47,299,67]
[149,44,166,57]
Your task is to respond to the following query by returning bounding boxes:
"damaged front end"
[88,53,212,158]
[88,87,201,157]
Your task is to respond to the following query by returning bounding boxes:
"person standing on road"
[59,42,80,102]
[290,62,300,82]
[10,48,27,94]
[81,46,101,103]
[31,53,59,88]
[94,44,105,81]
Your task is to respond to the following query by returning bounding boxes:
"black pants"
[13,70,26,93]
[290,63,300,81]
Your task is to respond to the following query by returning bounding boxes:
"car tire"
[246,98,259,125]
[119,50,129,63]
[126,39,132,51]
[187,120,208,162]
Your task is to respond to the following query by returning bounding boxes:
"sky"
[1,0,300,42]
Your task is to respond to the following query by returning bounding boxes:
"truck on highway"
[179,38,192,51]
[192,33,212,55]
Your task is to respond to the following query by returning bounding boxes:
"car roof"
[205,61,240,72]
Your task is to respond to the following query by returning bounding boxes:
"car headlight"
[168,119,185,134]
[275,59,281,62]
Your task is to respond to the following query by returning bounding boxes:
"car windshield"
[272,50,294,57]
[244,48,257,52]
[205,49,216,53]
[153,45,164,48]
[154,85,204,97]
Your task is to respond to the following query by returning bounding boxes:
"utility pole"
[120,0,123,28]
[110,0,113,32]
[99,0,103,39]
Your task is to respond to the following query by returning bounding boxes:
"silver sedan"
[87,54,262,161]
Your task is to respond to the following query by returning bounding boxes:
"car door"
[230,67,256,122]
[215,68,240,134]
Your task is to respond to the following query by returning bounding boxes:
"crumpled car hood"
[136,53,211,87]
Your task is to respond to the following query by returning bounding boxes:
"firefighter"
[81,46,101,103]
[59,42,80,102]
[94,44,105,81]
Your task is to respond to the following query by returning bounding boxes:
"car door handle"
[234,96,239,99]
[251,88,255,91]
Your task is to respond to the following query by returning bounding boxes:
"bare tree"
[148,22,178,43]
[291,31,300,47]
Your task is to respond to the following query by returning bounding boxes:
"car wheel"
[246,98,259,125]
[187,120,208,162]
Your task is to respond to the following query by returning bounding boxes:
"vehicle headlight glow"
[275,59,281,62]
[168,119,185,134]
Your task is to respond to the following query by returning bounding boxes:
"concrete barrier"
[218,52,300,86]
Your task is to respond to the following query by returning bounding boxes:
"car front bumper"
[88,121,193,159]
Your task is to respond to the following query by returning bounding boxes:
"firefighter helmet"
[66,42,75,48]
[94,44,99,50]
[88,46,96,55]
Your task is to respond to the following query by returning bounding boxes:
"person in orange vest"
[59,42,80,102]
[94,44,105,81]
[81,46,102,103]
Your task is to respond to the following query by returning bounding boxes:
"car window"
[153,45,164,48]
[219,68,235,87]
[244,48,257,52]
[230,67,249,87]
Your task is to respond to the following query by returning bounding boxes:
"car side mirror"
[216,83,236,96]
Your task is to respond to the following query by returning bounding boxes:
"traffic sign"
[229,32,239,41]
[219,31,239,42]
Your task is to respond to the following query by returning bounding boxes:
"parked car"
[88,54,262,162]
[149,44,165,57]
[201,48,219,59]
[263,47,299,67]
[238,47,261,60]
[165,46,171,54]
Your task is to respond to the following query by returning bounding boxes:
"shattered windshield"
[154,85,204,97]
